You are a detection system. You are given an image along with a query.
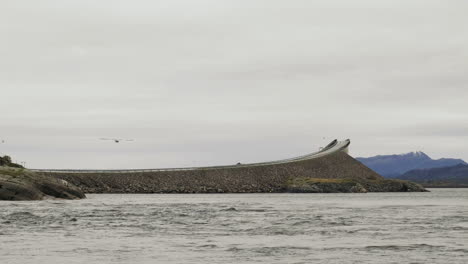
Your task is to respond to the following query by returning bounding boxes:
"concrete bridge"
[32,139,351,174]
[33,139,402,193]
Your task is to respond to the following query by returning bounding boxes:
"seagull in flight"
[100,138,134,143]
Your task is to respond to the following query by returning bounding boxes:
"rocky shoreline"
[0,167,86,201]
[287,178,426,193]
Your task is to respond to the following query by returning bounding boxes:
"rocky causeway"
[30,139,426,196]
[1,140,426,200]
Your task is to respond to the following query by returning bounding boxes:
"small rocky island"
[0,156,85,200]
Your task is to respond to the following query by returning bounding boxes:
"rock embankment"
[39,151,427,194]
[287,178,426,193]
[0,167,86,201]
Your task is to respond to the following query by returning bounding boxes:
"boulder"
[0,167,86,201]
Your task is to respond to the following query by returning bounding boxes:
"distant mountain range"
[398,164,468,187]
[356,152,466,178]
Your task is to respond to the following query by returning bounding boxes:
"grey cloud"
[1,0,468,168]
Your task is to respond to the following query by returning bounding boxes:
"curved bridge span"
[34,139,390,193]
[32,139,351,174]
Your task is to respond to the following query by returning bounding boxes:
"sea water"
[0,189,467,264]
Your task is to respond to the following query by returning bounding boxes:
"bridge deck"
[31,139,350,174]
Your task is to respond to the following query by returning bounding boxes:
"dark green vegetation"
[0,167,86,200]
[398,164,468,187]
[0,155,24,168]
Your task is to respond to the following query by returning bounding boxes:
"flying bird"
[100,138,134,143]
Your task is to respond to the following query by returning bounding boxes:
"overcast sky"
[1,0,467,169]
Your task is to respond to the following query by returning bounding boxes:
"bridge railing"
[31,139,350,174]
